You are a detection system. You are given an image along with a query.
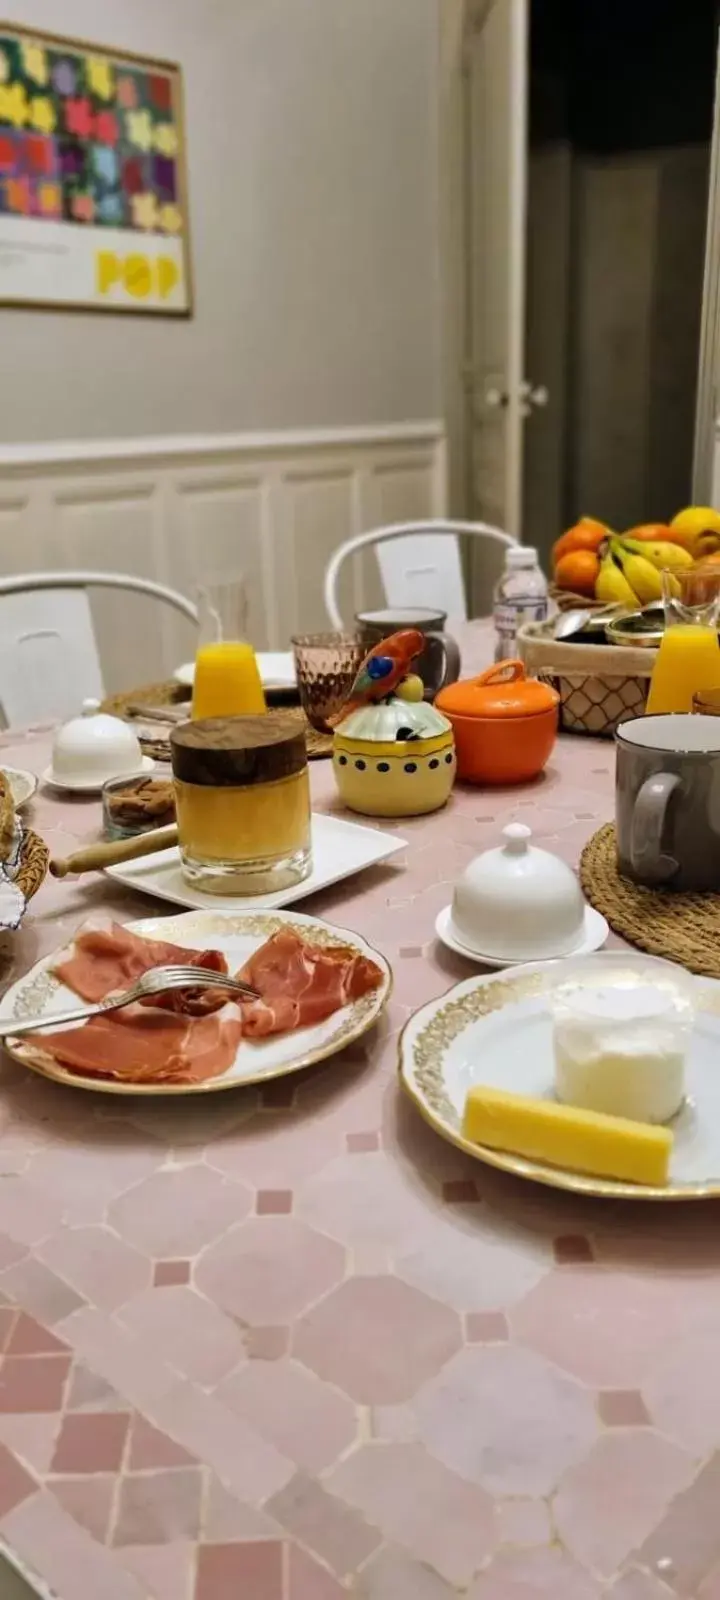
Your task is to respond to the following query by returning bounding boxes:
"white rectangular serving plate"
[105,812,406,912]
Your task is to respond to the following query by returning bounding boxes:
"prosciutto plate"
[0,910,391,1095]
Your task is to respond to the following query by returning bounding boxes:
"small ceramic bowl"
[435,661,558,785]
[450,822,586,962]
[48,699,146,788]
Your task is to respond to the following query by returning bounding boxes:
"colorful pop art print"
[0,22,192,313]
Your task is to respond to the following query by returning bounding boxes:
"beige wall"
[0,0,441,444]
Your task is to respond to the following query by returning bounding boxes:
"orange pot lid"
[435,660,559,719]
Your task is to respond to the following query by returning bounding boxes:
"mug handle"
[630,771,681,884]
[429,631,461,691]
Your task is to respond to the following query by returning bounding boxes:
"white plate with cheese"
[399,951,720,1200]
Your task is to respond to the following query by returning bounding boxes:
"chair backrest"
[324,521,516,628]
[0,572,197,728]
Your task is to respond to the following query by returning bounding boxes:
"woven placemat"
[580,822,720,977]
[101,682,333,760]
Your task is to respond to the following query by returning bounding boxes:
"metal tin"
[604,606,665,649]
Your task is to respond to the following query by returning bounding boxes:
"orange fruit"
[623,523,673,542]
[552,519,608,570]
[554,549,600,596]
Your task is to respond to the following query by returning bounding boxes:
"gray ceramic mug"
[355,607,461,699]
[616,714,720,890]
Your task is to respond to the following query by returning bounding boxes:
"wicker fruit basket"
[518,619,656,736]
[549,582,604,613]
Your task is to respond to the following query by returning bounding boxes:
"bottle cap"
[506,546,539,569]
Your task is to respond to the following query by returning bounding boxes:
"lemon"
[670,507,720,558]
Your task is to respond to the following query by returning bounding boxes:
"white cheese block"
[553,983,690,1125]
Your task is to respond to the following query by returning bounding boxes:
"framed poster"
[0,22,192,314]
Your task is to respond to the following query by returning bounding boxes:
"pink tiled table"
[0,623,715,1599]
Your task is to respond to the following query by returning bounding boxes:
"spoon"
[552,604,628,641]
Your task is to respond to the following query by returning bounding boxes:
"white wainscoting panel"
[0,425,446,694]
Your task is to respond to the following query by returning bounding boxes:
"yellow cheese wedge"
[462,1085,672,1186]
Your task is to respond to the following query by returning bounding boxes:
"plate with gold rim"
[2,908,391,1096]
[399,952,720,1200]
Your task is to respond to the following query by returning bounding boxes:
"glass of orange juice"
[192,576,266,720]
[646,566,720,715]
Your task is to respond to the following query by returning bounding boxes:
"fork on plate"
[0,965,260,1041]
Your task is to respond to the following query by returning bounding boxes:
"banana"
[595,550,638,607]
[620,536,693,571]
[611,541,663,604]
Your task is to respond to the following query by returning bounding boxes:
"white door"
[463,0,531,606]
[693,24,720,503]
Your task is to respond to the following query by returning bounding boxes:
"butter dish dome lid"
[51,698,143,782]
[336,698,451,742]
[451,822,584,961]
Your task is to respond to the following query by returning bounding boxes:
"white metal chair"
[0,571,197,727]
[323,520,516,627]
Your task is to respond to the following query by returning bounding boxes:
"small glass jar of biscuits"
[102,773,176,841]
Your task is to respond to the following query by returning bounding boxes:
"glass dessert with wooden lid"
[171,713,311,895]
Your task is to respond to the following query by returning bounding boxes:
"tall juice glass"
[646,565,720,715]
[192,577,266,719]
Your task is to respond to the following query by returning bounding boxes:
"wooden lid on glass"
[171,714,307,786]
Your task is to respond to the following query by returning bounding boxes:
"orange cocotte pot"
[435,661,559,785]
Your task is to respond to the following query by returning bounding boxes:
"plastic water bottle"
[493,546,548,661]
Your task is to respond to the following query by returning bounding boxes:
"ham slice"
[38,1003,244,1085]
[237,929,384,1038]
[40,920,384,1085]
[55,921,228,1004]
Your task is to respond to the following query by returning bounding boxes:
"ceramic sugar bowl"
[333,687,455,817]
[435,660,559,785]
[439,822,608,964]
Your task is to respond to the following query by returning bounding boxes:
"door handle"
[484,385,549,411]
[519,381,549,407]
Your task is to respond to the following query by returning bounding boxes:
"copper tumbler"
[291,632,365,732]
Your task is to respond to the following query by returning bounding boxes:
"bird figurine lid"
[342,629,426,708]
[334,629,452,741]
[337,696,451,743]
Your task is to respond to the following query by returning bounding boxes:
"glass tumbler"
[292,632,365,732]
